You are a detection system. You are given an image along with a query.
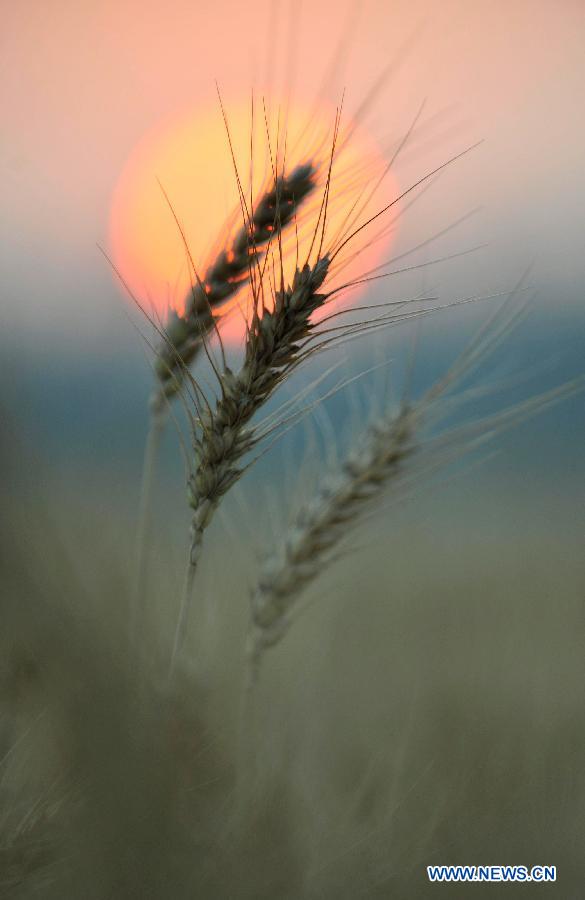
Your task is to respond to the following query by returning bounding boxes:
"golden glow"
[109,99,397,343]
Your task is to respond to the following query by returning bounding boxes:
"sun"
[109,98,398,344]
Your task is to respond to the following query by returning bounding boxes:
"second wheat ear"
[154,162,317,401]
[245,280,585,683]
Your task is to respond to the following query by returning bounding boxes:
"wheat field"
[3,1,585,896]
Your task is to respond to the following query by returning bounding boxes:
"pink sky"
[2,0,584,343]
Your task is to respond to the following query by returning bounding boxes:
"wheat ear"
[154,163,317,401]
[247,403,416,677]
[131,164,316,646]
[246,288,584,680]
[169,256,331,675]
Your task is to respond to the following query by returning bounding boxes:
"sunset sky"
[3,0,585,352]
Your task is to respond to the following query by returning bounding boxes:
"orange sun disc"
[109,98,398,345]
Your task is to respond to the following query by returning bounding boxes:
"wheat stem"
[168,545,197,681]
[130,393,166,650]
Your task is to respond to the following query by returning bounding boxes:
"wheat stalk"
[166,121,487,674]
[246,291,585,682]
[131,164,317,647]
